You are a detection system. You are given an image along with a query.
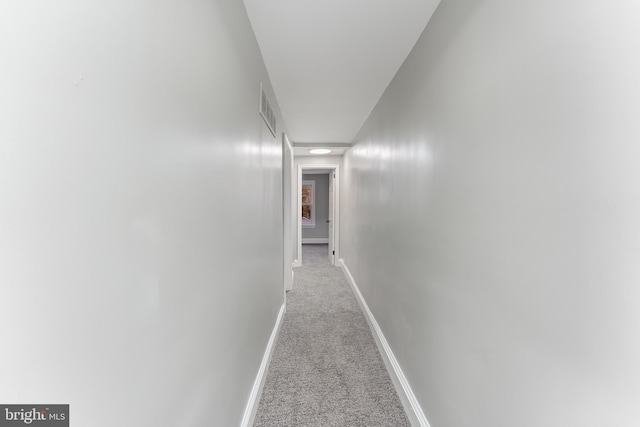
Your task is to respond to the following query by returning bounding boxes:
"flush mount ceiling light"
[309,149,331,155]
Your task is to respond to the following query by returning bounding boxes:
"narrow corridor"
[253,244,410,427]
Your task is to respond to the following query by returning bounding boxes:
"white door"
[283,134,293,291]
[328,170,335,264]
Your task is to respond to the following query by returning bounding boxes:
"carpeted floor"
[253,244,411,427]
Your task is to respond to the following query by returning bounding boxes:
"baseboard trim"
[301,238,329,244]
[285,267,294,291]
[240,303,285,427]
[339,259,431,427]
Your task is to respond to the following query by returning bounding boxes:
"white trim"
[339,259,431,427]
[295,165,302,267]
[297,164,340,267]
[240,303,286,427]
[302,238,329,244]
[283,133,294,293]
[291,142,299,269]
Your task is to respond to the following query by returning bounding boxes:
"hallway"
[254,245,410,427]
[3,1,640,426]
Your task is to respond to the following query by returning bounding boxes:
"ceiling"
[293,147,348,157]
[244,0,441,144]
[292,142,350,157]
[302,169,334,175]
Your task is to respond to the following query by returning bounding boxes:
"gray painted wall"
[0,1,285,426]
[342,1,640,426]
[302,174,330,239]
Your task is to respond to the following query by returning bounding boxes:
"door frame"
[295,163,340,267]
[282,134,294,296]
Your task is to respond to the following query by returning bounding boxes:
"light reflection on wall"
[346,133,435,224]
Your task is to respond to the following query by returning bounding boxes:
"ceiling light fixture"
[309,149,331,155]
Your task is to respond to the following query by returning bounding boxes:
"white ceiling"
[293,147,348,157]
[244,0,441,144]
[302,169,334,175]
[292,143,350,157]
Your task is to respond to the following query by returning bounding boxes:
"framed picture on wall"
[301,180,315,228]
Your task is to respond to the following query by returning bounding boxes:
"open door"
[328,170,335,264]
[283,134,294,292]
[296,163,339,267]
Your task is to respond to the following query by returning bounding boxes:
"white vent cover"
[259,83,276,137]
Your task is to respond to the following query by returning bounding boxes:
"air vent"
[259,82,276,137]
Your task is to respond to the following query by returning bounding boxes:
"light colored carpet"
[253,244,411,427]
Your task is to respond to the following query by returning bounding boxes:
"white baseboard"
[240,303,285,427]
[339,259,431,427]
[293,259,301,268]
[285,267,294,291]
[301,238,329,244]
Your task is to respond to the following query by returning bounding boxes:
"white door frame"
[282,134,294,295]
[328,170,335,264]
[295,163,340,267]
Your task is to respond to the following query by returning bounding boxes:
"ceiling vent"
[259,82,276,137]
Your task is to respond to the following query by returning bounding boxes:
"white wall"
[342,1,640,426]
[0,1,285,426]
[302,174,330,240]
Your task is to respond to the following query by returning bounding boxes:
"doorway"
[295,164,340,267]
